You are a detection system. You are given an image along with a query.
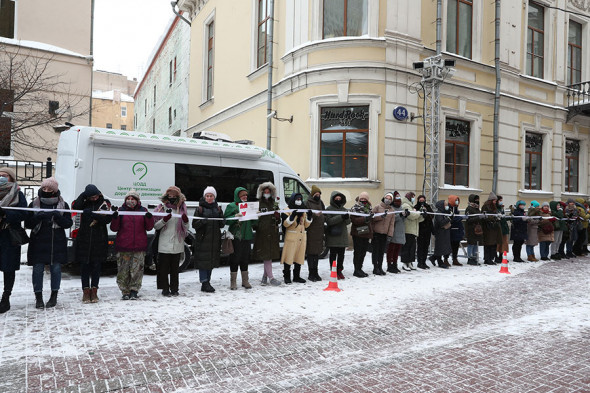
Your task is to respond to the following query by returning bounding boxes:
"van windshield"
[283,177,310,202]
[175,163,274,203]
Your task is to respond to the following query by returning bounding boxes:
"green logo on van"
[132,162,148,180]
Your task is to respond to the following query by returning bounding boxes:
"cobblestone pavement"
[1,258,589,393]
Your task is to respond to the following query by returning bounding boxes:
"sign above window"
[320,106,369,129]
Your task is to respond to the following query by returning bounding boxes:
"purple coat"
[110,203,155,252]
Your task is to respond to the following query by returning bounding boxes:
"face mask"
[445,205,449,211]
[498,202,503,206]
[240,197,248,202]
[263,193,271,199]
[168,197,178,204]
[558,206,563,210]
[295,200,302,206]
[126,199,137,208]
[384,199,392,205]
[418,200,425,205]
[335,199,342,206]
[518,205,525,210]
[313,195,320,202]
[411,198,415,204]
[0,177,7,185]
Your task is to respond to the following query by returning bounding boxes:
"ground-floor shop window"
[444,118,470,186]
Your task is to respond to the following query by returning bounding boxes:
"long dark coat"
[325,191,351,248]
[71,193,112,265]
[0,192,28,272]
[510,207,528,241]
[432,200,452,256]
[252,197,281,261]
[481,201,501,246]
[450,206,465,242]
[192,199,224,269]
[305,197,325,255]
[416,200,433,239]
[25,199,73,266]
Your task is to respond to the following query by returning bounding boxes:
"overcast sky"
[93,0,174,81]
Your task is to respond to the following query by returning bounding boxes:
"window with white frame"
[206,21,214,100]
[527,2,544,79]
[0,0,15,39]
[121,106,127,118]
[565,139,580,193]
[444,118,470,186]
[446,0,472,59]
[323,0,368,39]
[568,20,582,86]
[525,132,543,190]
[257,0,271,68]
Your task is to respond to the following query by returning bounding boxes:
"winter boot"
[443,256,449,266]
[129,290,138,300]
[46,290,58,308]
[293,264,306,283]
[513,256,525,262]
[429,255,437,267]
[0,292,10,314]
[452,257,462,266]
[230,272,238,290]
[241,271,252,289]
[467,257,480,266]
[201,282,215,293]
[283,264,292,284]
[438,257,449,269]
[387,263,400,274]
[261,274,268,286]
[373,263,386,275]
[494,254,502,264]
[269,278,281,286]
[408,262,417,270]
[402,262,412,272]
[312,268,323,281]
[90,287,99,303]
[307,259,321,282]
[35,292,44,309]
[337,269,346,280]
[82,288,91,303]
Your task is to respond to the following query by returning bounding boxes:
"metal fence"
[0,157,53,201]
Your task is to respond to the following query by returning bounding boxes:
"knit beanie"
[516,200,526,207]
[487,191,497,201]
[567,198,575,204]
[41,177,59,193]
[310,185,322,196]
[405,192,415,200]
[384,192,394,200]
[358,191,370,202]
[203,186,217,198]
[531,200,540,208]
[0,167,17,182]
[541,201,549,208]
[83,184,101,197]
[125,189,140,201]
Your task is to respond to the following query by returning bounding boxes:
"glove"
[145,212,153,219]
[52,211,62,219]
[307,210,312,220]
[365,213,374,223]
[181,213,188,223]
[83,208,93,216]
[341,213,349,220]
[166,208,172,214]
[111,206,118,212]
[404,209,410,218]
[273,211,281,220]
[36,211,48,220]
[421,211,428,218]
[111,211,119,219]
[163,213,172,222]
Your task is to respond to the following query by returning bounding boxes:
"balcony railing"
[566,82,590,122]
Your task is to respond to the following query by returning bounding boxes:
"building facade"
[91,90,135,131]
[134,15,191,136]
[0,0,92,162]
[177,0,590,206]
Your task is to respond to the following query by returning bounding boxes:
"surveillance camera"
[267,110,277,119]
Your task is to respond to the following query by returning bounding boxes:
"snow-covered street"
[1,251,589,392]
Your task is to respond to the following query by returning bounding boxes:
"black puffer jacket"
[71,188,112,265]
[192,199,224,270]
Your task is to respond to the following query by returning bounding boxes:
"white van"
[55,126,311,270]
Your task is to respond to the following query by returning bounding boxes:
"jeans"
[199,269,212,283]
[81,260,101,289]
[539,241,550,258]
[467,244,478,259]
[526,245,535,256]
[32,263,61,293]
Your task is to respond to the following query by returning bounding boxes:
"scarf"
[0,182,19,207]
[155,202,188,239]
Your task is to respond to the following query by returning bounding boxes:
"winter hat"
[310,185,322,196]
[531,200,540,208]
[125,189,140,201]
[358,191,370,202]
[203,186,217,198]
[516,200,526,207]
[83,184,101,197]
[384,192,394,200]
[487,191,497,201]
[567,198,575,204]
[405,192,415,200]
[541,201,549,208]
[393,191,401,200]
[448,195,459,207]
[165,186,181,197]
[0,167,16,182]
[40,177,59,193]
[559,201,567,209]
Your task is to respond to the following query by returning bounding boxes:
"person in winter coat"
[371,192,395,275]
[557,201,569,259]
[305,185,325,282]
[549,201,565,260]
[537,202,555,260]
[325,191,350,278]
[154,186,189,296]
[253,182,281,286]
[526,200,542,261]
[573,198,589,256]
[192,186,225,293]
[72,184,112,303]
[224,187,257,290]
[481,192,501,265]
[350,192,374,278]
[448,195,464,267]
[510,201,528,262]
[564,198,579,258]
[110,189,154,300]
[26,177,73,309]
[432,200,452,268]
[387,191,408,273]
[0,168,27,314]
[400,192,424,270]
[281,193,312,284]
[464,194,483,265]
[496,195,510,263]
[415,195,433,269]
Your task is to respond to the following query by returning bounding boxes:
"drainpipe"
[436,0,442,55]
[89,0,94,126]
[492,0,501,193]
[266,0,275,151]
[170,1,191,26]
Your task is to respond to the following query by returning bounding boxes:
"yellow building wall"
[91,99,135,131]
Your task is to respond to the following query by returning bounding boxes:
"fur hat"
[0,167,17,182]
[256,182,277,200]
[125,189,140,201]
[203,186,217,198]
[41,177,59,193]
[310,185,322,196]
[161,186,186,205]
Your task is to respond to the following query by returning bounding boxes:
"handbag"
[221,231,234,255]
[8,224,29,246]
[356,225,370,235]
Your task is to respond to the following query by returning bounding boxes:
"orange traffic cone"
[499,251,510,274]
[323,261,342,292]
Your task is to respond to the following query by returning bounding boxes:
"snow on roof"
[0,37,91,60]
[92,90,134,103]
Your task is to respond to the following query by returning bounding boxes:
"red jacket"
[110,203,155,252]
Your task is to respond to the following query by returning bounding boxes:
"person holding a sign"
[281,193,312,284]
[224,187,257,290]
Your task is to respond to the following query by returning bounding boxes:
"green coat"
[325,191,350,248]
[550,201,566,232]
[224,187,257,241]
